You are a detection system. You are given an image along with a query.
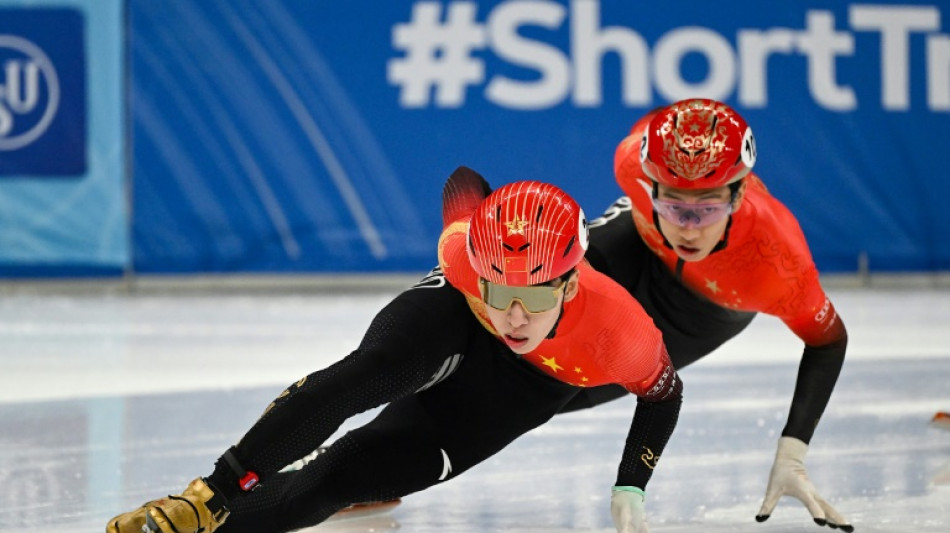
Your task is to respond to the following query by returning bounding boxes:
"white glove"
[756,436,853,531]
[611,486,649,533]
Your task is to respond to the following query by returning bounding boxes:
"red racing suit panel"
[437,217,673,397]
[618,173,845,348]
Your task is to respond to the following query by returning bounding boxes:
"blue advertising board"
[0,0,127,275]
[4,1,945,277]
[128,0,950,275]
[0,8,85,175]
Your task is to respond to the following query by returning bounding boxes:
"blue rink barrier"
[1,0,948,275]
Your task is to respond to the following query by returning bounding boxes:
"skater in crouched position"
[567,98,853,531]
[106,168,682,533]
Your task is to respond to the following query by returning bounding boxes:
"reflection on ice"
[0,287,947,532]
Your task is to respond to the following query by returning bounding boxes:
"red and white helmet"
[467,181,588,287]
[635,99,756,189]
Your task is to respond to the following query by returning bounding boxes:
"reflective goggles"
[479,278,566,314]
[652,198,733,228]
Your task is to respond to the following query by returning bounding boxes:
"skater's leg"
[216,395,452,533]
[106,275,477,533]
[220,333,581,533]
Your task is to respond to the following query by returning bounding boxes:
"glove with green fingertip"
[611,486,649,533]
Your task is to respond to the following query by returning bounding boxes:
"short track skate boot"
[105,504,147,533]
[141,477,229,533]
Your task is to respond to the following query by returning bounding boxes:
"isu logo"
[0,35,60,151]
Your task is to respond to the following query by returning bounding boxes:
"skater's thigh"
[322,395,454,495]
[217,398,446,533]
[411,349,578,475]
[338,370,573,489]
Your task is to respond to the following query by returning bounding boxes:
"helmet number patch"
[741,127,756,169]
[639,132,649,163]
[577,208,589,251]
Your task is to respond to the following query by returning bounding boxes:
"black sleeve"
[615,366,683,489]
[782,334,848,443]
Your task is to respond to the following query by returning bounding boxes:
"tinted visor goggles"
[652,198,733,228]
[479,278,566,314]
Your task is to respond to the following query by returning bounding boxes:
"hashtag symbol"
[388,2,486,108]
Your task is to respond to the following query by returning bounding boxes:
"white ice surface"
[0,282,947,532]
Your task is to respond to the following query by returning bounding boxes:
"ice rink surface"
[0,277,948,532]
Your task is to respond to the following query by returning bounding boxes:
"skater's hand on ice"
[611,486,648,533]
[756,437,853,532]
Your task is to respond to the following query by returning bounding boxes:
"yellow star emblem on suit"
[705,278,721,294]
[505,214,529,236]
[540,355,563,373]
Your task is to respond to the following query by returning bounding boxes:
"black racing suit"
[206,268,680,533]
[562,207,756,411]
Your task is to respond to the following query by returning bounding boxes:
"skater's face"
[655,183,740,262]
[483,271,579,354]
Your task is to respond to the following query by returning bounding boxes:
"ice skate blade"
[931,411,950,431]
[142,512,168,533]
[327,499,401,522]
[142,514,159,533]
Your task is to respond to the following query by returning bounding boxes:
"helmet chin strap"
[546,303,565,339]
[708,217,734,254]
[544,269,577,339]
